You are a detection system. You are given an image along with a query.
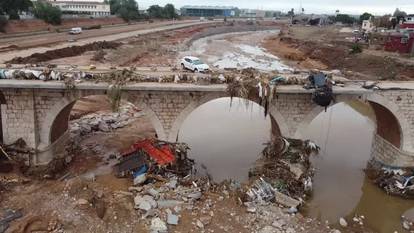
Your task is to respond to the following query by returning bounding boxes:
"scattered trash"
[167,213,179,225]
[115,139,194,182]
[150,217,168,232]
[249,137,319,200]
[366,160,414,198]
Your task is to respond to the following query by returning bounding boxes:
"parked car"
[180,56,210,72]
[69,27,82,35]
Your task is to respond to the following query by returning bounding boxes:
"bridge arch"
[294,93,411,151]
[168,93,290,142]
[38,93,165,153]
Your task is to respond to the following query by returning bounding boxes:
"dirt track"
[262,25,414,80]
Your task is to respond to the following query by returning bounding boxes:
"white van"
[69,27,82,34]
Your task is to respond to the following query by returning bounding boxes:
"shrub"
[92,49,106,61]
[350,43,363,54]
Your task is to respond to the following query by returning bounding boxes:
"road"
[0,20,219,64]
[0,20,206,49]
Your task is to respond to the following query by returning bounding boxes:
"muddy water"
[182,30,292,72]
[179,98,414,232]
[303,101,414,233]
[179,97,270,182]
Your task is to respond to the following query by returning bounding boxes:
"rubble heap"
[115,139,194,185]
[247,137,319,208]
[366,160,414,198]
[70,103,141,136]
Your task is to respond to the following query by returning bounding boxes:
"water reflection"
[178,98,414,232]
[304,101,376,221]
[304,101,414,233]
[179,97,270,182]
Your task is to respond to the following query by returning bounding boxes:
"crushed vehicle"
[115,139,194,185]
[304,71,334,109]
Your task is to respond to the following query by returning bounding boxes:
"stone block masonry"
[371,134,414,167]
[0,81,413,166]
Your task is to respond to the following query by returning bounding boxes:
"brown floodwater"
[179,98,414,233]
[179,97,270,182]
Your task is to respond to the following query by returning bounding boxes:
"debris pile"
[112,138,214,232]
[0,67,93,81]
[115,139,194,184]
[70,103,141,136]
[247,137,319,208]
[7,41,121,64]
[0,138,35,168]
[226,69,289,116]
[366,160,414,198]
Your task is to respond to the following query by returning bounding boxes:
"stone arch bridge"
[1,80,414,167]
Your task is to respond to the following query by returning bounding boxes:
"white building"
[49,0,111,17]
[362,19,375,32]
[239,9,266,20]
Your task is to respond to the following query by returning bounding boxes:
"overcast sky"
[137,0,414,15]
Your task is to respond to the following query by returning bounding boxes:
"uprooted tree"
[33,1,62,25]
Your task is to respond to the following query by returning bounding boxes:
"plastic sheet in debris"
[246,177,301,208]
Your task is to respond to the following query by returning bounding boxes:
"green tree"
[107,0,139,21]
[393,8,407,23]
[163,4,177,19]
[0,0,32,20]
[334,14,356,25]
[148,5,163,18]
[359,12,373,23]
[33,2,62,25]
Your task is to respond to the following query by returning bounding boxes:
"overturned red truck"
[115,139,194,182]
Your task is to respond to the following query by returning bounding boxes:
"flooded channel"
[179,97,270,182]
[303,101,414,233]
[179,98,414,232]
[181,30,292,72]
